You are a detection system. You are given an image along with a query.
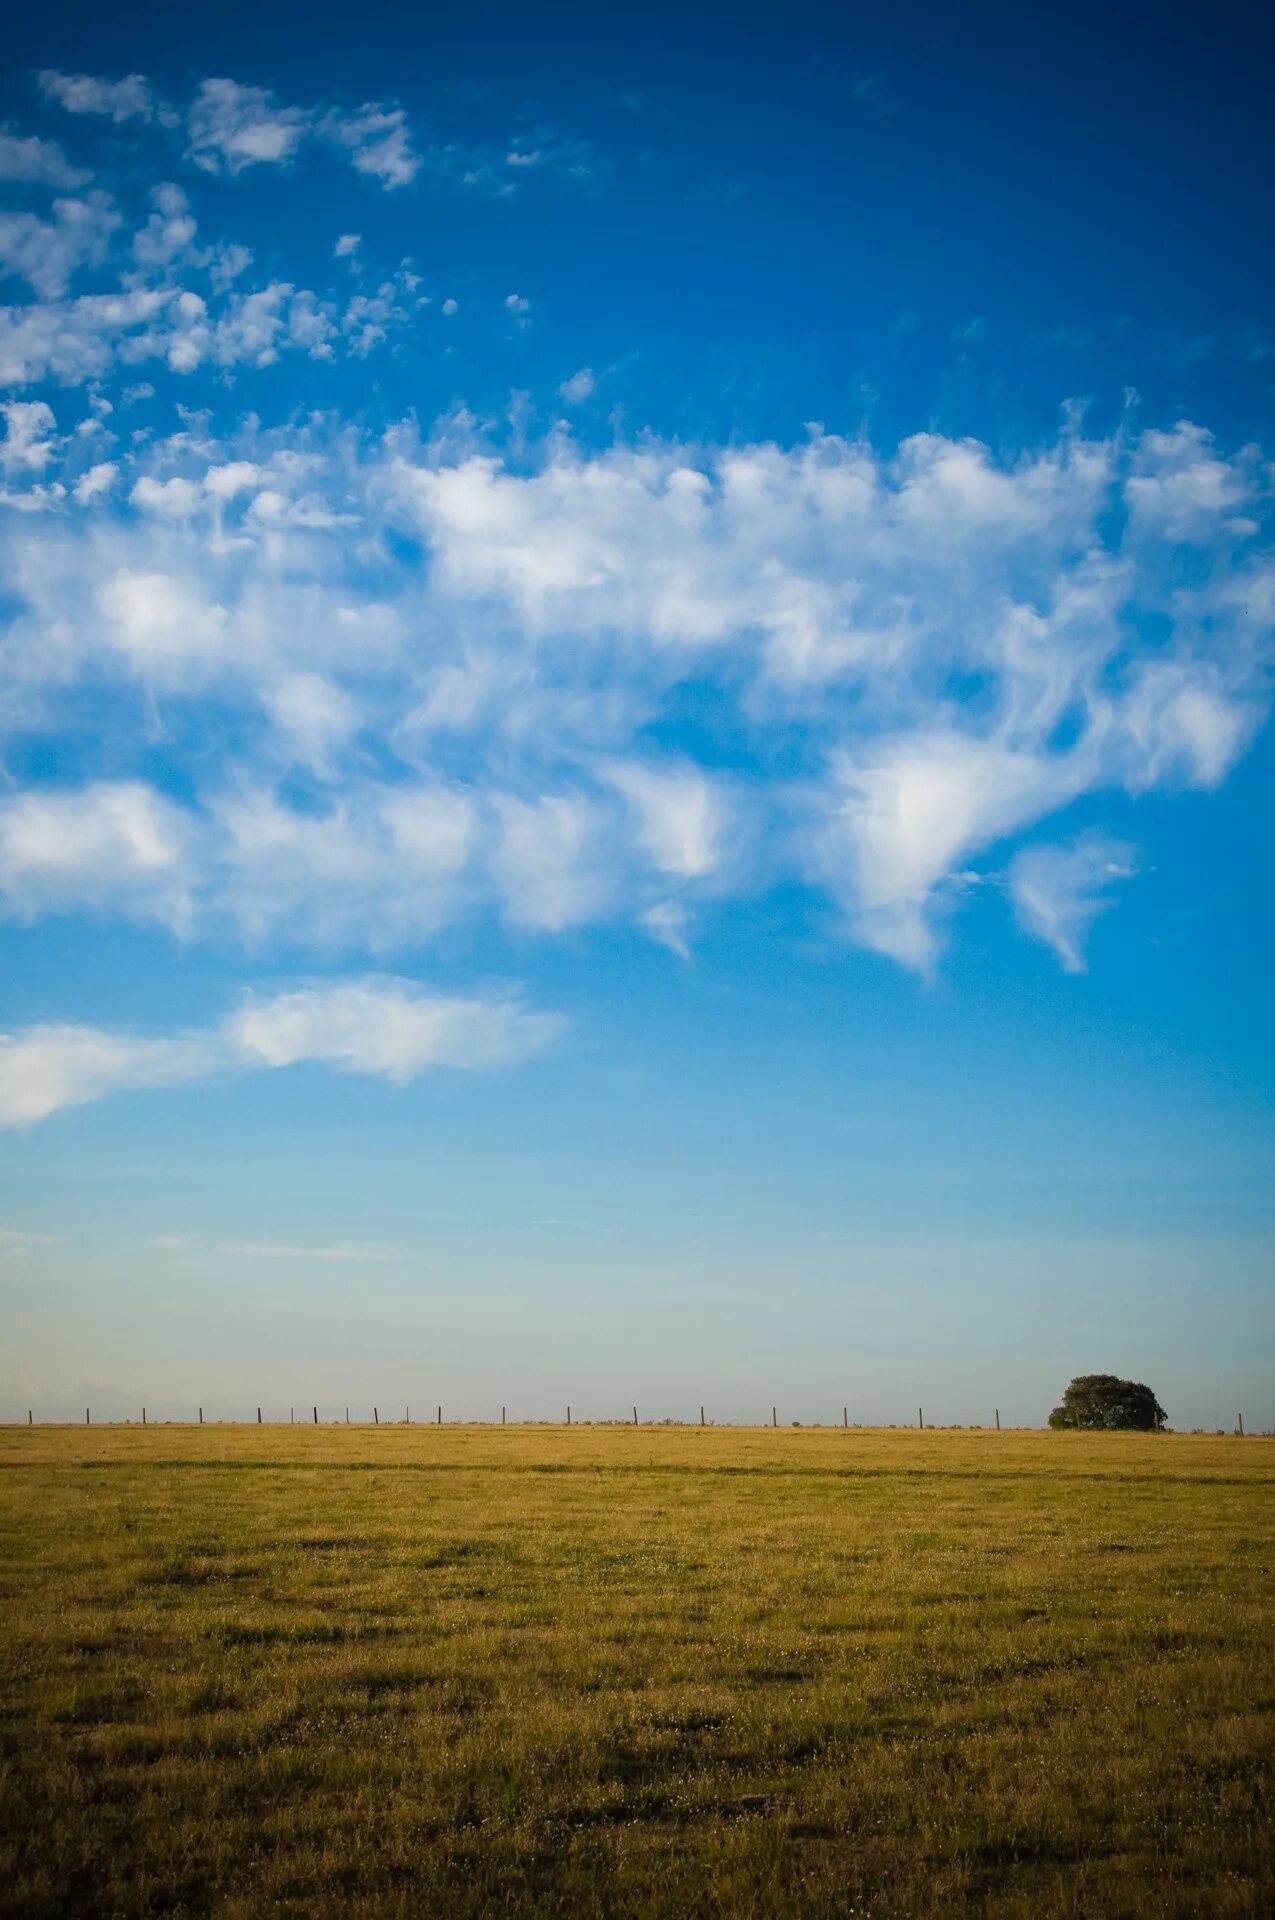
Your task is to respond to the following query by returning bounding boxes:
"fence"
[15,1405,1258,1432]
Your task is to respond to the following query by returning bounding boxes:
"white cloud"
[1124,422,1252,538]
[0,1024,213,1126]
[1115,663,1257,790]
[186,79,309,175]
[0,782,193,926]
[379,785,476,875]
[97,570,229,678]
[2,400,59,472]
[131,182,198,269]
[228,976,562,1079]
[0,129,91,189]
[490,793,608,930]
[422,127,602,197]
[34,70,601,222]
[322,106,420,189]
[0,90,1263,999]
[641,899,691,959]
[182,81,421,190]
[0,287,171,385]
[0,127,414,391]
[814,733,1087,971]
[73,459,118,502]
[261,672,360,770]
[209,782,476,944]
[0,416,1267,971]
[558,367,596,404]
[0,483,66,515]
[0,977,562,1126]
[1009,833,1138,972]
[605,759,726,879]
[130,474,205,519]
[0,193,119,298]
[203,460,263,500]
[38,70,159,125]
[0,273,366,387]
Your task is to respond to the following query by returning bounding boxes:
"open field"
[1,1426,1272,1918]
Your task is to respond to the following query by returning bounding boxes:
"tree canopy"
[1048,1374,1166,1431]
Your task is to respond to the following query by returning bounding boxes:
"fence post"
[437,1405,441,1426]
[406,1407,410,1425]
[700,1405,705,1426]
[199,1407,203,1425]
[995,1408,1000,1430]
[86,1407,90,1425]
[374,1407,378,1425]
[843,1405,848,1429]
[633,1405,638,1426]
[502,1405,506,1425]
[772,1406,777,1428]
[566,1405,571,1426]
[142,1407,146,1426]
[313,1406,318,1425]
[257,1406,261,1424]
[918,1407,923,1430]
[1238,1413,1244,1436]
[345,1407,349,1424]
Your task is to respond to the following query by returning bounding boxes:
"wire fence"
[7,1404,1260,1433]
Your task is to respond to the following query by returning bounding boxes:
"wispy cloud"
[0,128,91,189]
[558,367,596,404]
[186,79,310,175]
[38,70,165,126]
[37,68,607,201]
[0,80,1270,1009]
[227,977,564,1080]
[1009,833,1138,973]
[38,71,440,195]
[0,978,563,1126]
[0,411,1267,974]
[0,1025,216,1127]
[320,105,420,189]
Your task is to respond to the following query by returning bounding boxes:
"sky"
[0,0,1271,1430]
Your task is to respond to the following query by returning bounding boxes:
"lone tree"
[1049,1374,1166,1431]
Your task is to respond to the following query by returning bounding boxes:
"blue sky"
[0,0,1271,1428]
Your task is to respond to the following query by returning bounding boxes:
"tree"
[1048,1374,1166,1431]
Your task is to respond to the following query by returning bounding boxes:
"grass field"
[1,1425,1272,1917]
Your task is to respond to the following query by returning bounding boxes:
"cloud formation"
[0,1024,215,1126]
[38,71,163,126]
[0,409,1268,972]
[1008,833,1138,973]
[34,69,600,199]
[0,978,563,1126]
[0,129,91,190]
[0,83,1270,995]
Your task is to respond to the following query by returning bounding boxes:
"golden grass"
[1,1424,1272,1916]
